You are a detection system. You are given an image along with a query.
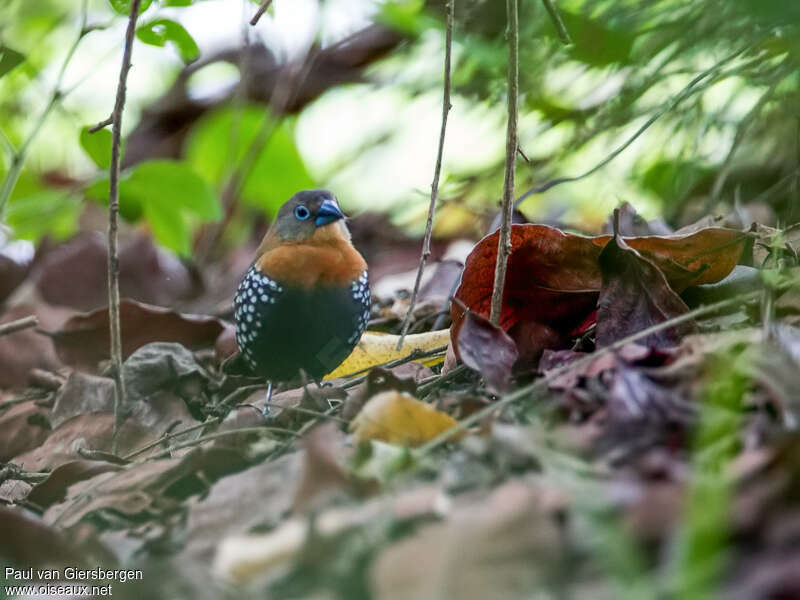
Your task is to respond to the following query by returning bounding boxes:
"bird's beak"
[315,199,345,227]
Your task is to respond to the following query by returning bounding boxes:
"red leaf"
[451,224,745,365]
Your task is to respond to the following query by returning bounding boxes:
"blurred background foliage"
[0,0,798,257]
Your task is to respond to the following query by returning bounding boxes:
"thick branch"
[106,0,143,453]
[397,0,455,349]
[489,0,519,325]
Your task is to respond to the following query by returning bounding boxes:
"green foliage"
[136,18,199,64]
[0,45,24,79]
[185,106,314,217]
[79,126,114,170]
[108,0,153,16]
[671,352,749,597]
[86,160,221,255]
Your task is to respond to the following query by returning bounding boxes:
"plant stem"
[489,0,519,325]
[106,0,143,453]
[541,0,572,45]
[0,0,89,220]
[397,0,455,350]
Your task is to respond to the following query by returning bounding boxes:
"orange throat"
[255,222,367,289]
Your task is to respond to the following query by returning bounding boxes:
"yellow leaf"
[324,329,450,380]
[349,391,458,447]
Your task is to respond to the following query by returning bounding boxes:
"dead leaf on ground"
[292,423,352,514]
[34,232,202,311]
[454,308,518,392]
[451,223,745,365]
[26,459,124,509]
[350,390,458,447]
[47,299,225,369]
[596,215,698,347]
[370,481,564,600]
[13,413,155,471]
[0,400,52,461]
[0,304,62,388]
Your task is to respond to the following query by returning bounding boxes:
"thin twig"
[397,0,455,350]
[415,288,769,457]
[249,0,274,26]
[88,116,113,133]
[150,426,299,458]
[0,315,38,337]
[490,0,519,325]
[123,417,221,461]
[105,0,143,453]
[514,42,758,207]
[340,345,448,390]
[0,0,89,219]
[541,0,572,45]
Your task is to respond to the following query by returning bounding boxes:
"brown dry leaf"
[13,413,155,471]
[370,481,564,600]
[349,390,458,447]
[0,233,33,303]
[0,304,62,388]
[0,400,52,462]
[47,299,225,369]
[292,423,351,514]
[0,506,89,566]
[26,459,123,509]
[596,219,698,347]
[182,453,302,562]
[454,309,518,392]
[34,232,201,311]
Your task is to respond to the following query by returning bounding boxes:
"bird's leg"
[261,380,273,418]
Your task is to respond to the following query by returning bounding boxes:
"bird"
[234,189,370,407]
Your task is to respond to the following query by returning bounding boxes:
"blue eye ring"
[294,205,310,220]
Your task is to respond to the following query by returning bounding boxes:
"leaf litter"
[1,206,800,599]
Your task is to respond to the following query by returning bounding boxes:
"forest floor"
[1,203,800,600]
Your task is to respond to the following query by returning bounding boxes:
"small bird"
[234,190,370,402]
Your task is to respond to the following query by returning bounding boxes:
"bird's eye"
[294,205,310,220]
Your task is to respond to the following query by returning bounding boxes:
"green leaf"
[123,160,221,221]
[136,18,199,63]
[185,105,315,216]
[84,175,144,221]
[6,191,81,241]
[108,0,153,15]
[79,126,115,169]
[0,45,25,79]
[143,198,190,256]
[163,0,193,5]
[377,0,426,34]
[555,11,635,66]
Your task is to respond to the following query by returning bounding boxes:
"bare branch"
[105,0,143,453]
[397,0,455,349]
[0,315,38,337]
[249,0,274,26]
[490,0,519,325]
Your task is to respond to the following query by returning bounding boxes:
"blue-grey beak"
[315,199,345,227]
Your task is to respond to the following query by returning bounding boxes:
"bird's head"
[269,189,350,244]
[254,189,366,286]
